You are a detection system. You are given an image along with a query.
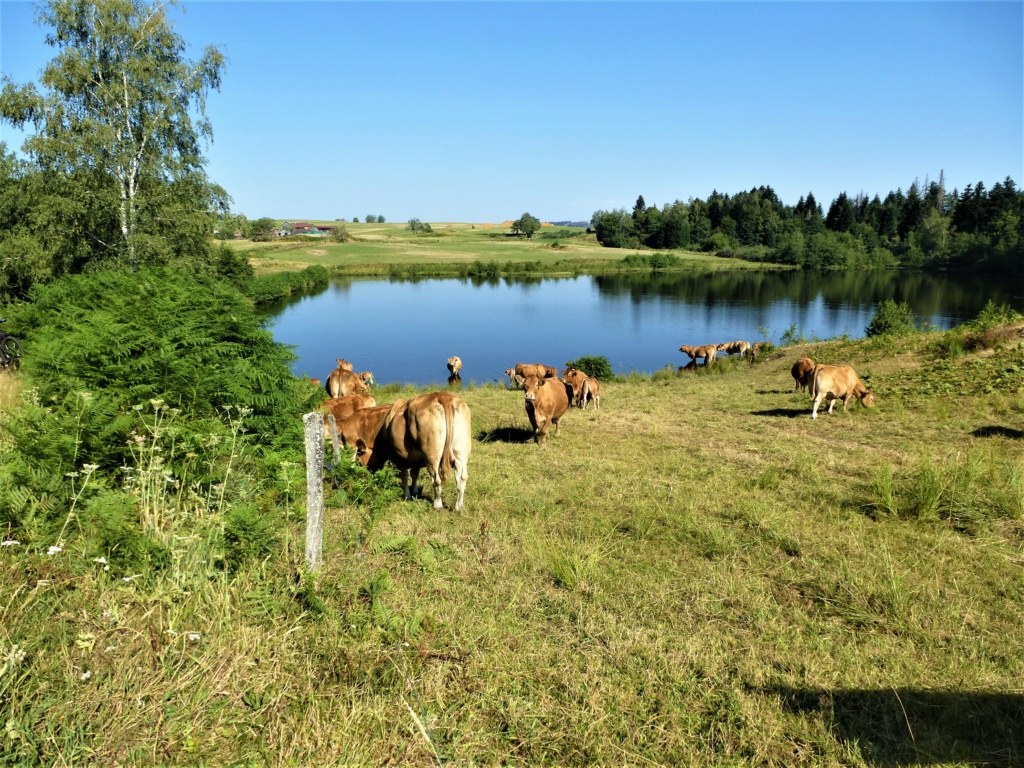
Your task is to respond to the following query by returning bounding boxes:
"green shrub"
[566,355,614,380]
[865,299,918,338]
[780,324,808,347]
[970,299,1023,331]
[9,267,306,475]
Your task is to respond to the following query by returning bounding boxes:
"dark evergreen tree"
[825,192,856,233]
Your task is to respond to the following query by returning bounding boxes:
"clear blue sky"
[2,1,1022,223]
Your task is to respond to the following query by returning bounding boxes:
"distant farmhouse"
[276,222,333,237]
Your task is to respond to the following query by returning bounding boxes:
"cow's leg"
[827,396,836,415]
[811,393,822,419]
[398,468,413,500]
[408,467,422,500]
[453,459,468,511]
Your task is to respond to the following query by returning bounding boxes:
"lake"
[264,269,1023,387]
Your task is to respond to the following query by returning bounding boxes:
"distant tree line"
[591,178,1023,274]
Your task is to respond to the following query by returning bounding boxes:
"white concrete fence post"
[303,411,325,572]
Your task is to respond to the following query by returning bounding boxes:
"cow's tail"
[440,397,456,483]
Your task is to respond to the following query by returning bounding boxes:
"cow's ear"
[355,438,368,455]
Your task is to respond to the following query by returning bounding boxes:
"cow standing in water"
[447,356,463,378]
[679,343,718,366]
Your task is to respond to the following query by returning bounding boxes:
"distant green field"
[225,221,772,275]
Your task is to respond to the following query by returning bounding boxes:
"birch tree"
[0,0,226,270]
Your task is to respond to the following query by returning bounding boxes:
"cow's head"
[523,376,542,401]
[353,437,373,467]
[504,368,515,377]
[861,390,876,408]
[359,371,374,386]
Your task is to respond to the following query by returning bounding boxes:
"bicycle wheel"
[1,335,21,371]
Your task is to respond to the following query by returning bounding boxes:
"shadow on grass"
[752,407,807,418]
[971,425,1024,439]
[477,426,534,444]
[763,684,1023,766]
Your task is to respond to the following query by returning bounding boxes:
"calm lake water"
[264,269,1023,387]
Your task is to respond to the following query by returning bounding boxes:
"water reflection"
[593,270,1015,321]
[265,270,1021,387]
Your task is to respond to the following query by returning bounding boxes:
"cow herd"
[313,346,875,512]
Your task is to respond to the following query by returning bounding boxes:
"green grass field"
[228,221,770,275]
[3,324,1023,765]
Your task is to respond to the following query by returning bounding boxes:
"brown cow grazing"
[716,340,751,357]
[447,356,463,377]
[523,375,572,445]
[749,342,764,364]
[810,364,876,419]
[579,377,601,410]
[354,371,375,387]
[326,368,371,398]
[339,392,471,510]
[679,344,718,366]
[791,357,816,392]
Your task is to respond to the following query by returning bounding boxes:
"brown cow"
[791,357,816,392]
[515,362,557,380]
[810,364,876,419]
[562,367,590,408]
[579,377,601,410]
[326,367,370,398]
[339,392,471,510]
[335,358,354,372]
[523,375,572,445]
[447,356,463,377]
[321,394,377,438]
[679,344,718,366]
[354,371,375,387]
[749,342,764,364]
[716,340,751,357]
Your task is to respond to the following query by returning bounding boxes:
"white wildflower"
[164,629,178,637]
[82,463,99,474]
[47,545,63,556]
[186,633,201,642]
[104,646,116,652]
[1,540,19,547]
[80,670,91,681]
[92,556,110,571]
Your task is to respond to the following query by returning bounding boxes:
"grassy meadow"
[2,320,1023,765]
[228,221,771,275]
